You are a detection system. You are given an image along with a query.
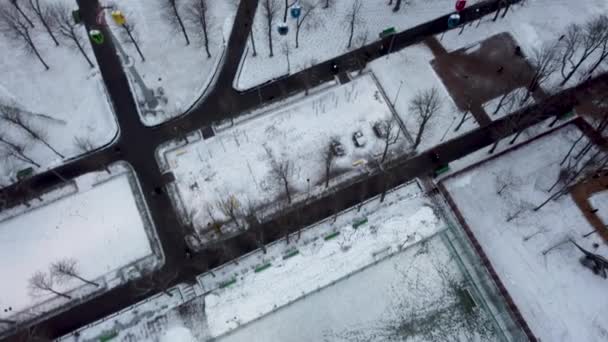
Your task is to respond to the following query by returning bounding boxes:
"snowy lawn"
[104,0,237,125]
[236,0,472,90]
[440,0,608,94]
[590,191,608,225]
[370,44,478,152]
[158,74,408,243]
[443,125,608,342]
[0,163,163,330]
[0,0,117,186]
[215,233,501,342]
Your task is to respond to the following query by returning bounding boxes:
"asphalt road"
[4,0,608,340]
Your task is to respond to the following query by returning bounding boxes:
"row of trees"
[0,0,94,69]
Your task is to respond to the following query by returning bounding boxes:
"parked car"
[373,121,389,138]
[331,140,346,156]
[352,131,367,147]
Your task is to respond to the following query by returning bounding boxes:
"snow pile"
[104,0,237,125]
[370,45,478,152]
[161,326,196,342]
[443,125,608,342]
[0,163,162,330]
[160,74,408,242]
[0,0,117,186]
[237,0,468,89]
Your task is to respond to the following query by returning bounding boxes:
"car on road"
[331,140,346,157]
[353,131,366,147]
[330,60,340,74]
[373,121,389,138]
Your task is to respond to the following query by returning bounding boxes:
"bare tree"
[0,5,49,70]
[73,136,95,154]
[392,0,411,12]
[0,104,64,158]
[51,258,99,287]
[10,0,34,28]
[380,119,400,162]
[265,145,294,203]
[28,271,72,299]
[522,43,558,104]
[186,0,212,58]
[323,141,335,188]
[586,16,608,76]
[27,0,58,46]
[217,195,244,229]
[559,17,607,86]
[454,98,472,131]
[162,0,190,45]
[50,2,94,68]
[344,0,363,49]
[410,87,442,150]
[294,0,317,49]
[0,134,40,167]
[262,0,278,57]
[121,21,145,62]
[282,41,291,72]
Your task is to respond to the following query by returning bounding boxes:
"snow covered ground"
[370,45,478,152]
[443,126,608,342]
[0,163,163,333]
[440,0,608,92]
[158,74,408,244]
[590,191,608,225]
[215,234,500,342]
[0,0,117,186]
[58,181,518,342]
[235,0,473,90]
[104,0,237,126]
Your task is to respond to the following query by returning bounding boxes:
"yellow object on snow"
[111,10,126,25]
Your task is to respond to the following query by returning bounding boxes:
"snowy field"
[236,0,470,90]
[590,191,608,225]
[440,0,608,92]
[59,181,517,342]
[0,0,117,186]
[104,0,237,125]
[216,234,500,342]
[0,163,163,332]
[443,126,608,342]
[159,74,408,243]
[370,45,478,152]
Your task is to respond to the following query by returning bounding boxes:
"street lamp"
[393,80,404,106]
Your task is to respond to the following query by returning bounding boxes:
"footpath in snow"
[443,124,608,342]
[104,0,237,126]
[0,162,164,336]
[158,73,408,245]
